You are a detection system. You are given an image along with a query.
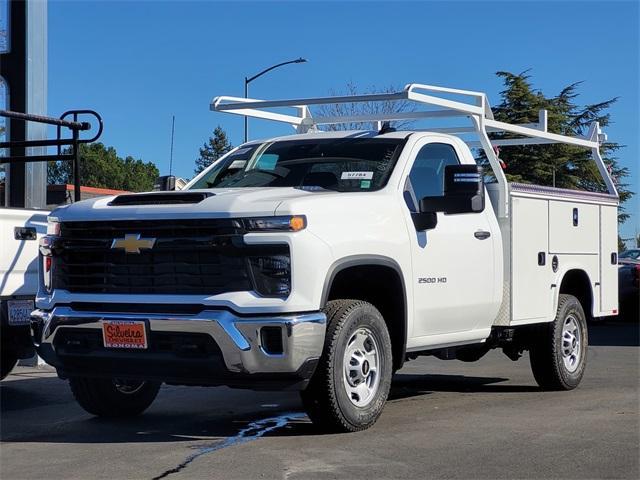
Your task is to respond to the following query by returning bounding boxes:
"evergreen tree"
[48,142,159,192]
[480,71,633,224]
[195,126,232,174]
[619,236,627,253]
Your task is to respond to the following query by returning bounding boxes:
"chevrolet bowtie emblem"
[111,234,156,254]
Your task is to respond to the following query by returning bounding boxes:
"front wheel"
[301,299,393,432]
[529,294,588,390]
[69,377,161,417]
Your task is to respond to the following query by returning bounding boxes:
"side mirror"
[154,175,176,191]
[411,211,438,231]
[420,165,484,215]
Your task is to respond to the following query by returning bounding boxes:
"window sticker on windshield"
[341,171,374,180]
[256,154,278,170]
[233,147,252,155]
[229,160,247,169]
[360,180,371,189]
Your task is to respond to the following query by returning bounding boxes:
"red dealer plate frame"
[102,320,148,349]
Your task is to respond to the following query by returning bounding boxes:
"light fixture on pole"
[244,57,307,142]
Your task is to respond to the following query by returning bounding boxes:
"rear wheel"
[0,349,18,380]
[301,299,393,432]
[529,294,588,390]
[69,377,161,417]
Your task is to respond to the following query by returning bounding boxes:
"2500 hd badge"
[418,277,448,284]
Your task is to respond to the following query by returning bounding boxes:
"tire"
[69,377,161,417]
[529,294,588,390]
[301,299,393,432]
[1,349,18,380]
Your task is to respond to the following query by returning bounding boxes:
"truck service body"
[30,84,619,431]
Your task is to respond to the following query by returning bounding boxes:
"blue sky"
[47,0,638,241]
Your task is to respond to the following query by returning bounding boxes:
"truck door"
[0,209,48,297]
[403,140,496,337]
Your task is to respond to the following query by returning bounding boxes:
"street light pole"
[244,76,249,143]
[244,57,307,143]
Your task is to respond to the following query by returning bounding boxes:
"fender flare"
[320,254,408,369]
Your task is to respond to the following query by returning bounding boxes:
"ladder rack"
[210,83,618,216]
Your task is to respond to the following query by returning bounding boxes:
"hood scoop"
[109,192,214,206]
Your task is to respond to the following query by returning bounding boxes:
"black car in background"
[618,251,639,321]
[619,249,640,263]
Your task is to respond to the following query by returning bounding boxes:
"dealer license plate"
[102,320,148,349]
[7,299,34,326]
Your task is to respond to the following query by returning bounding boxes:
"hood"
[50,187,335,222]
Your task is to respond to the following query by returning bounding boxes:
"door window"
[404,142,460,212]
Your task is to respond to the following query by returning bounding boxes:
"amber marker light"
[289,216,307,232]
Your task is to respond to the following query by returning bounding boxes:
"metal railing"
[0,109,103,202]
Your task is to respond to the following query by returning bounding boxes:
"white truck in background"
[31,84,619,432]
[1,208,48,379]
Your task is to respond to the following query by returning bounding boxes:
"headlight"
[41,254,53,293]
[39,231,57,294]
[242,215,306,232]
[47,218,60,236]
[248,254,291,297]
[39,237,54,294]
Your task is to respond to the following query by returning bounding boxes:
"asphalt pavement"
[1,320,638,480]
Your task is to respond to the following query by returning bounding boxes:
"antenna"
[169,115,175,176]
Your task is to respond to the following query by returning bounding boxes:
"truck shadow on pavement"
[388,373,536,401]
[1,321,635,443]
[1,379,291,443]
[1,372,527,443]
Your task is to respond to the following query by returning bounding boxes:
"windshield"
[188,137,405,192]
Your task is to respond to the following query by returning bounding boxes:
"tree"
[195,126,232,174]
[314,82,416,131]
[480,71,633,225]
[48,142,159,192]
[619,236,627,253]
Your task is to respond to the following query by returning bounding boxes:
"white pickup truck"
[31,84,619,432]
[1,207,48,379]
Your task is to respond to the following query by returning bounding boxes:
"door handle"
[14,227,37,240]
[474,230,491,240]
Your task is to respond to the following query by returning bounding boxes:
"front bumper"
[31,306,326,390]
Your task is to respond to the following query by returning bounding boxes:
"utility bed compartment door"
[511,197,552,321]
[549,202,599,254]
[599,205,618,313]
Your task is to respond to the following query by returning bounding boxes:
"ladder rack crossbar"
[209,82,617,204]
[214,92,409,111]
[311,110,471,125]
